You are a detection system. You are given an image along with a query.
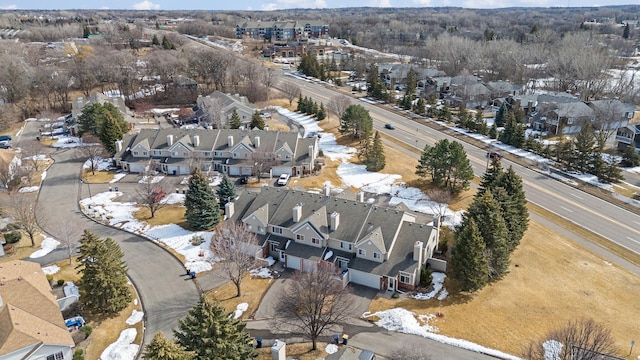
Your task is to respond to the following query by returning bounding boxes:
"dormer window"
[358,249,366,256]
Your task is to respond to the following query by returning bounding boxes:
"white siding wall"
[349,269,380,289]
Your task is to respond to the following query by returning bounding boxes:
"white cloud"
[132,1,160,10]
[0,4,17,9]
[261,3,278,10]
[463,0,508,7]
[374,0,393,6]
[315,0,327,6]
[413,0,432,5]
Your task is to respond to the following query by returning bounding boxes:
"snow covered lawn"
[29,237,60,258]
[100,328,139,360]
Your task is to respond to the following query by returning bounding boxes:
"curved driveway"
[36,148,200,344]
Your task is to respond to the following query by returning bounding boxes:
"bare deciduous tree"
[273,265,357,350]
[282,82,301,107]
[136,166,169,219]
[328,95,352,122]
[11,194,44,247]
[209,221,259,297]
[522,318,617,360]
[80,135,108,176]
[20,139,48,185]
[48,218,83,264]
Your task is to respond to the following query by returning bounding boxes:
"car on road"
[240,175,249,184]
[277,173,290,186]
[384,123,395,130]
[0,141,11,149]
[487,151,503,160]
[0,135,11,142]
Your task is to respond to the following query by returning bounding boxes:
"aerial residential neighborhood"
[1,4,640,360]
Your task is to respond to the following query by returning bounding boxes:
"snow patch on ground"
[250,267,273,278]
[18,186,39,193]
[41,265,60,275]
[413,272,448,300]
[100,328,139,360]
[233,303,249,319]
[543,340,563,360]
[139,175,165,184]
[125,310,144,325]
[83,157,113,171]
[160,193,185,205]
[325,344,339,354]
[363,308,521,360]
[29,237,60,258]
[110,173,127,183]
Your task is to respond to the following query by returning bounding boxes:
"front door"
[387,277,395,291]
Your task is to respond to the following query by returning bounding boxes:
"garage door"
[349,269,381,289]
[128,163,146,173]
[286,255,301,270]
[229,166,241,176]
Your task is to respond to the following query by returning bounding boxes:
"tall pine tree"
[216,174,237,208]
[249,111,265,130]
[229,110,242,129]
[143,332,194,360]
[76,230,132,315]
[174,295,255,360]
[364,131,385,171]
[451,219,489,292]
[184,168,220,230]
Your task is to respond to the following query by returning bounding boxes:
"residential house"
[228,187,440,292]
[537,101,595,135]
[194,92,256,129]
[486,81,525,99]
[236,20,329,40]
[113,128,319,177]
[70,92,134,136]
[616,124,640,152]
[261,42,326,61]
[377,63,445,91]
[0,260,74,360]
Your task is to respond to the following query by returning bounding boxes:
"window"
[133,151,138,156]
[205,152,211,157]
[312,238,320,244]
[270,242,278,252]
[247,224,252,230]
[272,226,282,234]
[340,242,352,250]
[258,226,264,232]
[358,248,366,256]
[296,234,305,241]
[153,150,161,155]
[142,152,148,156]
[215,151,222,157]
[46,352,64,360]
[399,275,411,284]
[373,252,381,259]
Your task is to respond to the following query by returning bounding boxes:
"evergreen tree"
[477,159,504,197]
[152,34,160,46]
[488,123,498,139]
[457,103,469,128]
[415,139,473,194]
[296,94,304,112]
[623,23,630,39]
[413,97,426,115]
[316,103,326,120]
[495,166,529,249]
[405,68,417,97]
[442,103,452,122]
[466,191,510,278]
[451,219,489,292]
[216,174,237,208]
[364,131,385,172]
[426,94,438,118]
[339,104,373,140]
[446,141,474,194]
[495,103,507,127]
[100,112,126,155]
[76,230,132,315]
[475,110,488,135]
[174,295,255,360]
[622,145,640,167]
[572,124,597,173]
[143,332,194,360]
[249,111,265,130]
[229,110,242,129]
[511,122,526,149]
[184,168,220,230]
[499,111,516,145]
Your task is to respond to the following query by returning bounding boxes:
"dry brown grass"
[205,272,274,320]
[133,204,187,227]
[254,342,327,360]
[0,232,46,262]
[613,181,640,198]
[82,169,115,183]
[368,219,640,358]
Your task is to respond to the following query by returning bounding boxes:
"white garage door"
[349,269,381,289]
[128,163,146,173]
[286,255,301,270]
[229,166,241,176]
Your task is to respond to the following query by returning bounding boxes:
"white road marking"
[633,220,640,226]
[627,237,640,245]
[570,193,583,200]
[560,206,574,213]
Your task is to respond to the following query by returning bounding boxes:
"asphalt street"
[280,75,640,274]
[20,119,200,345]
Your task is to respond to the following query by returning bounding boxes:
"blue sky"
[0,0,635,11]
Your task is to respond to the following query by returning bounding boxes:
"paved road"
[28,136,200,344]
[280,76,640,270]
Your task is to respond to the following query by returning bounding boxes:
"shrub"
[391,292,400,299]
[57,279,65,287]
[46,274,54,283]
[73,349,84,360]
[419,267,433,288]
[438,237,449,254]
[6,223,21,230]
[79,325,92,338]
[4,231,21,244]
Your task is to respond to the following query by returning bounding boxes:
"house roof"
[0,261,74,356]
[588,99,636,116]
[553,102,595,119]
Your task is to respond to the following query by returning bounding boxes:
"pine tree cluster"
[415,139,474,194]
[76,230,132,314]
[296,95,326,120]
[450,162,529,292]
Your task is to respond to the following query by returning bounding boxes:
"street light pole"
[485,142,493,170]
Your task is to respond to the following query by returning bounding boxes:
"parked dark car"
[0,135,11,142]
[240,175,249,184]
[487,151,503,160]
